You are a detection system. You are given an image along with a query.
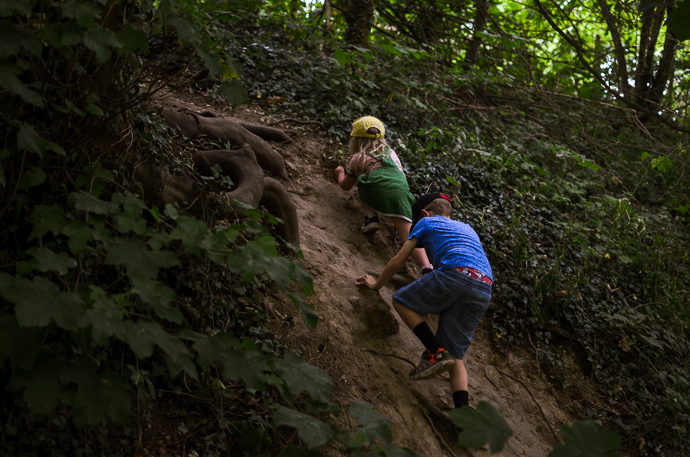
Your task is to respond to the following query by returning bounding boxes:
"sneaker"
[361,215,380,235]
[409,348,455,380]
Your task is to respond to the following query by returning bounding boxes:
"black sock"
[412,322,441,353]
[453,390,469,409]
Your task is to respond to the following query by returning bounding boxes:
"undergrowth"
[1,1,687,456]
[234,9,690,455]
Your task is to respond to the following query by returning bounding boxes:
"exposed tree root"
[191,145,264,215]
[162,107,288,179]
[494,367,560,443]
[421,408,459,457]
[260,177,301,249]
[132,144,300,250]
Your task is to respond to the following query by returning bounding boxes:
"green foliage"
[451,402,513,454]
[274,406,334,449]
[548,421,622,457]
[228,8,688,452]
[1,0,687,455]
[670,1,690,41]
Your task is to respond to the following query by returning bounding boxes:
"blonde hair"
[349,127,390,172]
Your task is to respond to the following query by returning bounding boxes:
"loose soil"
[155,90,580,457]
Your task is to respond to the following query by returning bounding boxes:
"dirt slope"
[160,92,576,457]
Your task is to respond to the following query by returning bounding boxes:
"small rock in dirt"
[355,290,398,336]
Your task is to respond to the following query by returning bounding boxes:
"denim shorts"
[392,268,492,360]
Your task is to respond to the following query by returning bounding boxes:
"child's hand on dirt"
[355,274,377,290]
[334,166,344,180]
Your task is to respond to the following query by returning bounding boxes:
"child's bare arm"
[356,238,419,290]
[334,166,356,190]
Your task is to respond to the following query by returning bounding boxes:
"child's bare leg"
[449,357,468,392]
[360,201,377,218]
[393,300,425,329]
[391,217,430,268]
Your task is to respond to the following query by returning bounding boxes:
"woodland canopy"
[0,0,688,456]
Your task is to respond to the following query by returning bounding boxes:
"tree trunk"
[344,0,375,46]
[465,0,489,66]
[648,1,678,107]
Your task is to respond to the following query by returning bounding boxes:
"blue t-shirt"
[410,216,493,280]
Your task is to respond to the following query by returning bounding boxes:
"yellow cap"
[350,116,385,138]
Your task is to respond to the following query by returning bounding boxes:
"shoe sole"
[409,359,455,380]
[361,224,380,235]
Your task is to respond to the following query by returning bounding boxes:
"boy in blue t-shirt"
[356,193,493,411]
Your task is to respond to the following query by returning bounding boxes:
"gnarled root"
[260,177,300,250]
[132,160,206,216]
[162,107,288,179]
[198,111,292,142]
[191,145,264,215]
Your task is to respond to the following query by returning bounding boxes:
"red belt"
[454,266,492,286]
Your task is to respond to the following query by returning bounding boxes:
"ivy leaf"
[30,205,67,239]
[168,15,199,43]
[382,443,425,456]
[191,331,237,369]
[0,21,42,57]
[123,321,197,380]
[170,216,214,255]
[226,58,243,79]
[17,122,65,157]
[451,401,513,453]
[191,333,272,390]
[164,203,179,220]
[226,236,279,282]
[0,0,32,17]
[83,27,122,63]
[42,22,84,48]
[130,277,182,323]
[112,192,147,235]
[115,24,148,53]
[349,401,393,444]
[62,220,94,254]
[206,226,240,263]
[70,191,119,214]
[18,166,47,190]
[104,237,179,279]
[273,405,334,449]
[22,351,64,415]
[27,247,77,275]
[62,0,101,28]
[197,48,222,80]
[82,289,128,345]
[548,421,622,457]
[0,314,41,370]
[226,235,314,291]
[289,293,319,329]
[114,208,147,235]
[220,345,269,391]
[0,63,44,106]
[1,276,83,330]
[217,80,250,108]
[268,256,314,291]
[274,352,332,403]
[62,358,131,426]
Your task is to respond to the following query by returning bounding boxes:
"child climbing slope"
[334,116,430,270]
[355,193,493,411]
